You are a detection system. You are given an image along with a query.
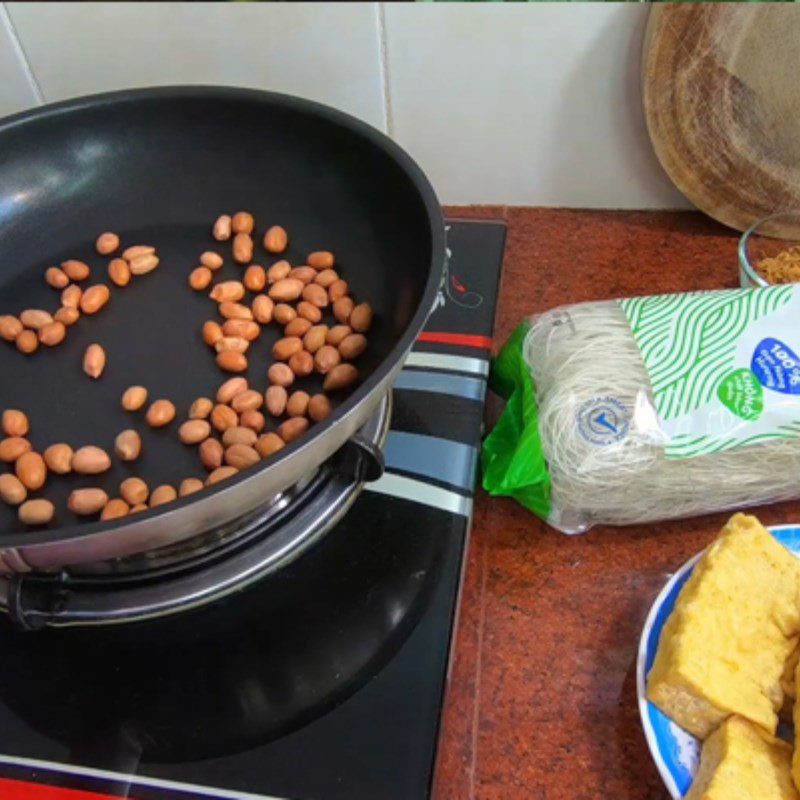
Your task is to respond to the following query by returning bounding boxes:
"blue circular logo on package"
[576,396,630,446]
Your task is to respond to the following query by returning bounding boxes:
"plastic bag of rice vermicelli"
[481,284,800,534]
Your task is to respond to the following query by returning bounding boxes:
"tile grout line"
[469,532,489,799]
[376,2,394,139]
[0,3,44,104]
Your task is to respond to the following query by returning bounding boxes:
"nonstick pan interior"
[0,87,442,540]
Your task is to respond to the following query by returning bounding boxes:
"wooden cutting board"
[643,5,800,235]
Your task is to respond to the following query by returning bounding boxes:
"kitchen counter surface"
[432,207,800,800]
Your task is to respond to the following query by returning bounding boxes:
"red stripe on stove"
[0,778,125,800]
[417,332,492,349]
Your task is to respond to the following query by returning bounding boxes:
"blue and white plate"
[636,524,800,799]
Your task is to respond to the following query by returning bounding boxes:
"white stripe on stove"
[365,472,472,517]
[0,754,286,800]
[403,352,489,377]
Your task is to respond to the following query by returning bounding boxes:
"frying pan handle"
[338,433,385,483]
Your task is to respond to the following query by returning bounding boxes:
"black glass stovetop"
[0,219,506,800]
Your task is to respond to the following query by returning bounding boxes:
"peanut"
[350,303,373,333]
[225,443,260,470]
[0,437,31,462]
[16,451,46,490]
[20,309,53,330]
[130,503,148,514]
[256,433,285,458]
[324,363,358,391]
[267,260,291,283]
[219,302,253,321]
[45,266,69,289]
[189,267,213,291]
[213,215,232,241]
[55,307,80,326]
[252,295,274,324]
[61,260,90,281]
[223,319,260,341]
[206,465,238,486]
[44,443,73,474]
[96,232,120,255]
[286,391,310,418]
[122,245,155,261]
[114,430,142,462]
[217,377,249,404]
[0,473,26,505]
[122,385,148,411]
[121,477,149,506]
[244,265,266,293]
[210,281,246,303]
[189,397,213,419]
[222,426,258,447]
[101,498,130,520]
[200,437,225,470]
[150,485,177,507]
[233,233,254,264]
[315,269,339,288]
[16,330,38,355]
[240,409,265,433]
[285,317,312,338]
[79,284,111,314]
[267,363,294,389]
[288,349,314,377]
[39,321,66,347]
[231,389,263,413]
[273,303,297,326]
[0,315,22,341]
[297,301,322,323]
[72,445,111,474]
[231,211,255,235]
[333,297,354,324]
[265,385,288,416]
[339,333,367,360]
[216,350,248,373]
[129,253,159,276]
[200,251,224,270]
[289,266,316,285]
[2,410,28,437]
[308,393,332,422]
[62,284,82,308]
[108,258,132,287]
[215,336,249,355]
[146,399,176,428]
[269,278,304,302]
[68,488,108,516]
[179,478,204,497]
[307,251,335,270]
[278,417,309,443]
[303,325,328,353]
[329,279,349,302]
[272,336,303,361]
[210,404,238,432]
[263,225,288,253]
[202,320,224,346]
[326,325,352,346]
[19,498,54,525]
[314,345,341,374]
[302,283,328,308]
[179,419,211,445]
[83,343,106,379]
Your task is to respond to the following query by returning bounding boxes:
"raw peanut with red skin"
[333,297,354,324]
[326,325,352,346]
[350,303,373,333]
[233,233,254,264]
[288,350,314,377]
[240,409,265,433]
[289,267,316,285]
[72,446,111,474]
[328,279,349,302]
[256,433,285,458]
[190,267,213,291]
[315,269,339,289]
[272,336,303,361]
[284,318,312,338]
[16,451,47,490]
[324,364,358,391]
[120,477,149,506]
[269,278,304,302]
[243,265,267,293]
[2,410,29,437]
[150,485,177,507]
[267,363,294,389]
[302,283,328,308]
[0,473,26,505]
[223,319,260,341]
[179,419,212,445]
[210,281,246,303]
[265,385,288,416]
[108,258,131,287]
[303,325,328,354]
[130,503,148,514]
[267,261,291,284]
[225,443,260,470]
[179,478,204,497]
[210,404,238,433]
[297,301,322,323]
[55,307,80,326]
[102,498,130,520]
[286,391,310,418]
[122,245,155,261]
[200,251,224,270]
[217,377,248,404]
[46,267,69,289]
[206,466,238,486]
[129,254,159,276]
[222,426,258,447]
[80,285,111,314]
[62,285,82,308]
[200,438,225,470]
[114,430,142,462]
[16,330,39,355]
[146,399,176,428]
[231,390,263,413]
[219,302,253,321]
[61,260,90,281]
[39,321,66,347]
[231,211,255,235]
[0,437,32,462]
[96,232,120,255]
[213,215,232,241]
[69,488,108,515]
[278,417,309,443]
[121,385,148,411]
[203,320,224,347]
[339,333,367,360]
[0,315,22,341]
[308,394,332,422]
[19,498,54,525]
[252,295,274,324]
[215,336,249,355]
[273,304,297,326]
[314,345,341,374]
[189,397,213,420]
[20,309,53,330]
[83,344,106,379]
[44,443,73,474]
[263,226,288,254]
[307,251,335,270]
[217,351,248,373]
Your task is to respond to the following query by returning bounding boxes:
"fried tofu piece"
[647,513,800,739]
[686,716,797,800]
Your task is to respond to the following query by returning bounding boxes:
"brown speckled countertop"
[432,207,800,800]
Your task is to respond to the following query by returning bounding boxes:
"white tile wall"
[0,2,690,210]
